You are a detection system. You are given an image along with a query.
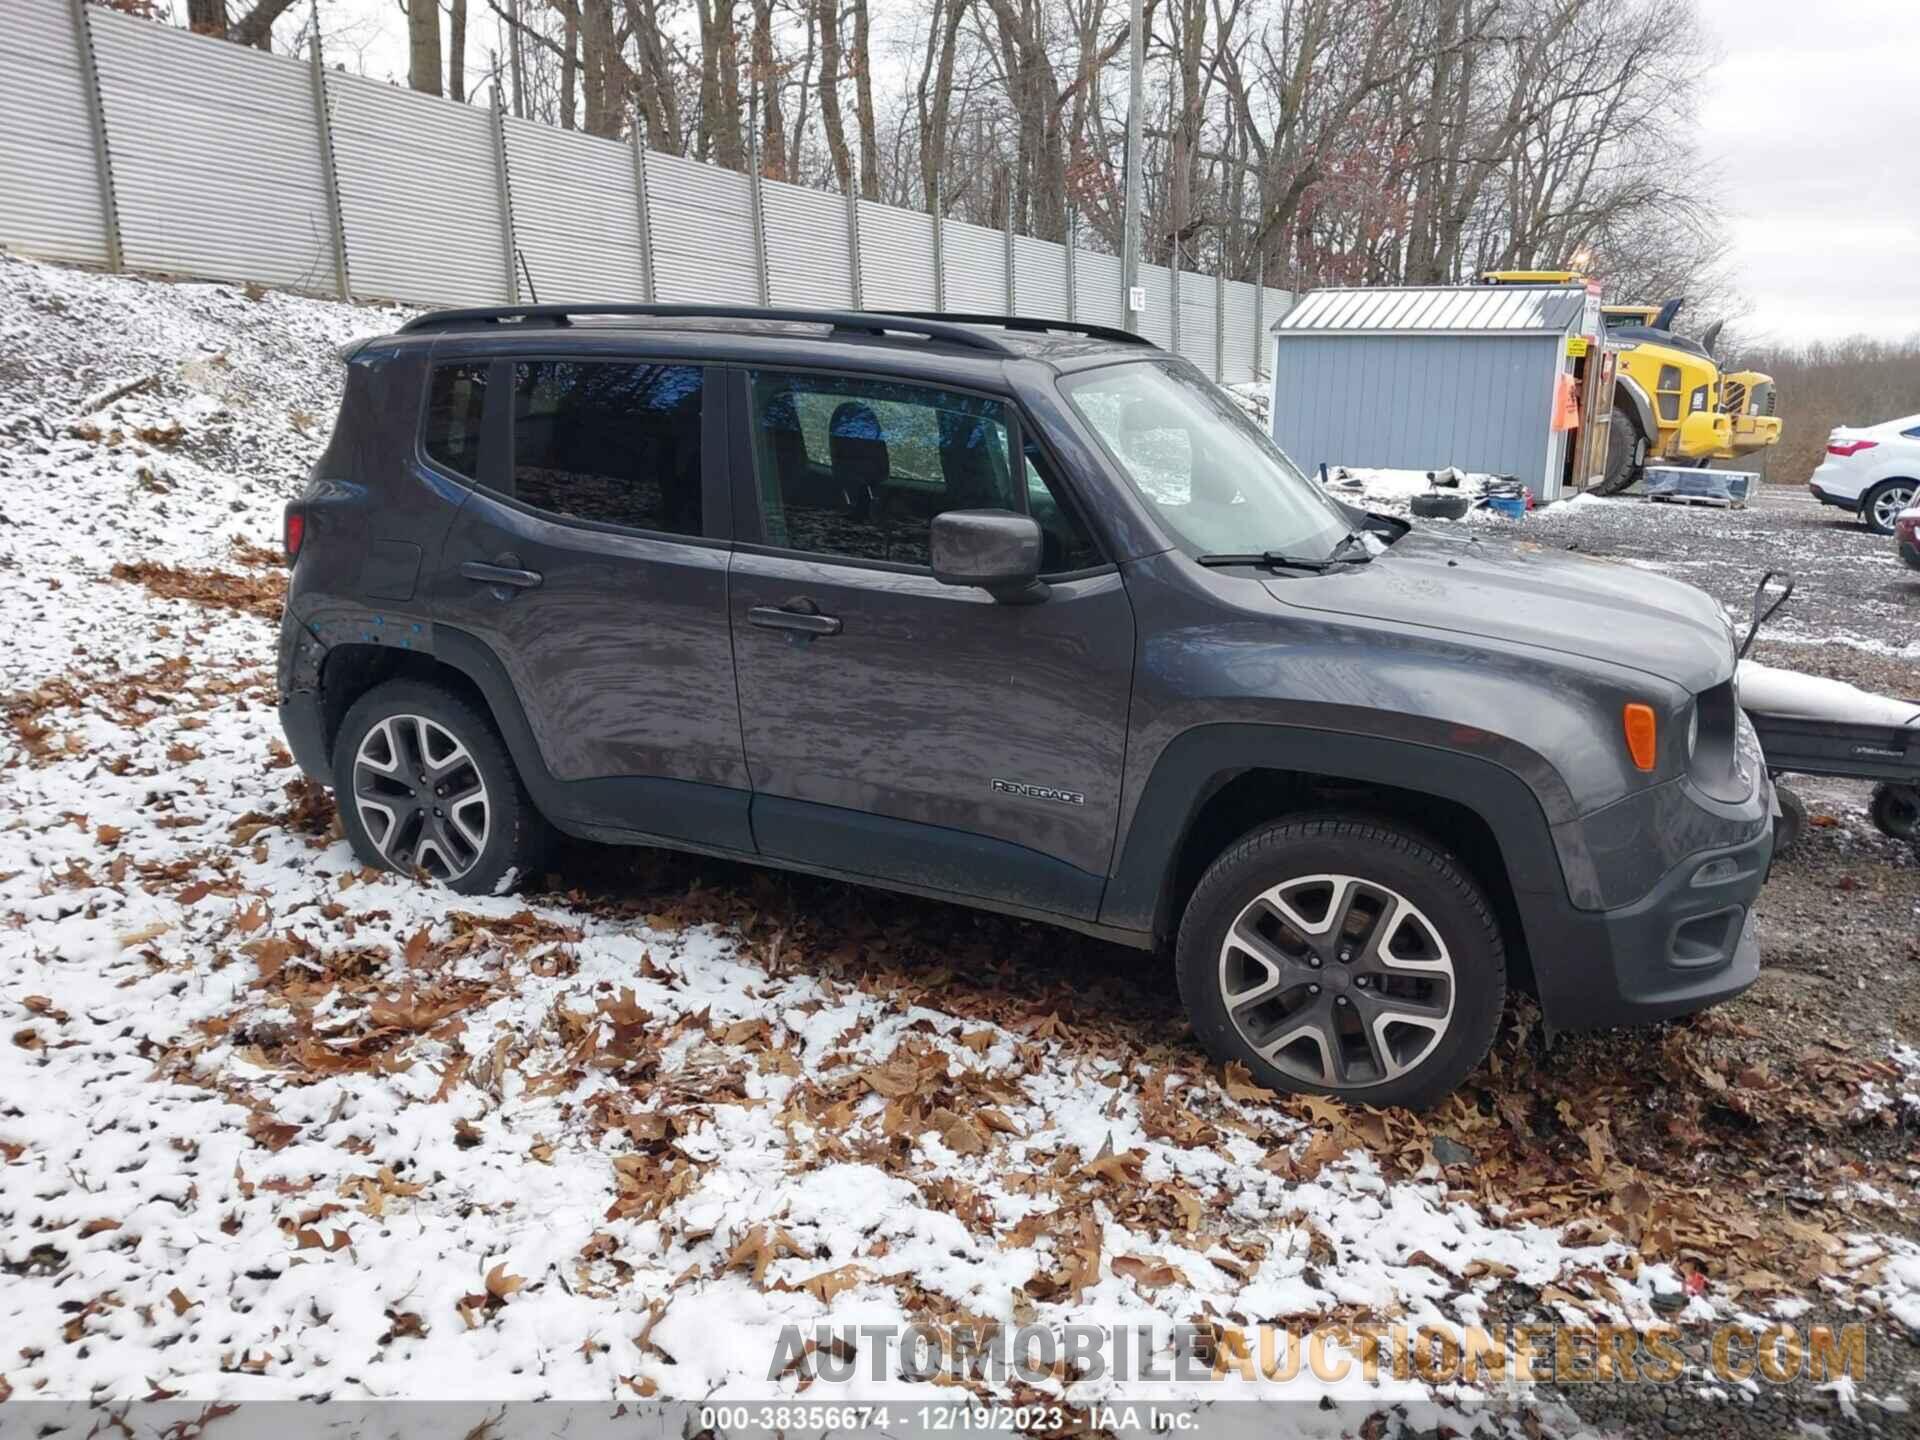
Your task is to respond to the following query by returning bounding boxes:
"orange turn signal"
[1622,702,1658,772]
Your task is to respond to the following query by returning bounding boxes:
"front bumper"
[1899,530,1920,573]
[1527,821,1771,1029]
[1530,712,1775,1029]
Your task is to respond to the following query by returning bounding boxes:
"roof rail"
[877,311,1155,349]
[396,302,1017,354]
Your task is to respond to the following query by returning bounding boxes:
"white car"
[1808,413,1920,535]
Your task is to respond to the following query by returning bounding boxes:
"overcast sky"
[279,0,1917,343]
[1695,0,1920,342]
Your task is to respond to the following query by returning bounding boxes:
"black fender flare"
[1613,372,1657,442]
[1099,722,1578,959]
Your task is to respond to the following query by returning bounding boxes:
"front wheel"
[1175,816,1507,1110]
[1593,402,1647,496]
[1773,782,1808,854]
[333,680,543,894]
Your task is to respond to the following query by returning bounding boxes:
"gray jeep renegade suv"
[277,304,1774,1107]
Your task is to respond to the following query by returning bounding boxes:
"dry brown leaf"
[794,1264,866,1303]
[485,1263,526,1301]
[1223,1060,1277,1103]
[1112,1254,1185,1290]
[930,1107,987,1156]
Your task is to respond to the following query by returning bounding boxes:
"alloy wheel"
[1872,485,1915,533]
[1216,873,1455,1090]
[352,714,491,880]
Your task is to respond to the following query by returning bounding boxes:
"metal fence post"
[931,181,945,311]
[1214,264,1225,380]
[489,88,520,303]
[844,176,863,308]
[1003,193,1016,315]
[1065,209,1077,322]
[67,0,122,272]
[308,42,351,302]
[1169,253,1181,355]
[1253,251,1266,378]
[746,93,771,306]
[629,126,657,302]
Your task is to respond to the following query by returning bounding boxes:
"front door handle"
[749,605,842,637]
[460,560,543,590]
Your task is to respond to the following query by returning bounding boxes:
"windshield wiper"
[1195,551,1342,572]
[1196,536,1373,573]
[1327,531,1376,564]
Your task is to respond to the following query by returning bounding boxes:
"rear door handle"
[749,605,841,636]
[460,561,543,589]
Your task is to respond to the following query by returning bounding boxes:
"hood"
[1264,530,1733,693]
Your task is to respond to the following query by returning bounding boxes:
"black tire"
[1772,782,1807,855]
[332,679,543,895]
[1410,491,1473,520]
[1862,479,1917,537]
[1175,815,1507,1110]
[1870,783,1919,843]
[1593,402,1647,496]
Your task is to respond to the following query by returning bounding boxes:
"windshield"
[1060,360,1352,560]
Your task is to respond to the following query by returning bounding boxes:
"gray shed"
[1268,283,1593,501]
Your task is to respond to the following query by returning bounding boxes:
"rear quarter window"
[423,362,488,480]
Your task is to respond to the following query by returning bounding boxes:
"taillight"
[1827,439,1879,458]
[284,509,305,562]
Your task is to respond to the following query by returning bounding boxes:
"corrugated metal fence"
[0,0,1287,382]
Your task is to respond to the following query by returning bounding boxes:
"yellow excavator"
[1481,272,1782,495]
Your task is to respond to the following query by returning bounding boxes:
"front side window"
[510,361,704,536]
[745,370,1099,572]
[424,362,487,480]
[1061,359,1351,561]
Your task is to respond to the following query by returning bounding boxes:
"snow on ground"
[0,258,1911,1425]
[0,258,1608,1418]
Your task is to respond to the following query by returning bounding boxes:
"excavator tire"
[1594,402,1647,496]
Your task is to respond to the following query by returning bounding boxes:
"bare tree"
[448,0,469,100]
[186,0,301,50]
[396,0,444,94]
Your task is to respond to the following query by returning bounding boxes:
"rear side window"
[510,361,704,536]
[424,362,487,479]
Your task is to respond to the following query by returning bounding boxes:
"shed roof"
[1273,284,1586,336]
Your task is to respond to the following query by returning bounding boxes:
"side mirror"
[930,509,1048,605]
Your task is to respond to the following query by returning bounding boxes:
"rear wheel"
[1175,816,1506,1110]
[1593,402,1647,496]
[1870,783,1919,843]
[1863,480,1917,537]
[333,680,542,894]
